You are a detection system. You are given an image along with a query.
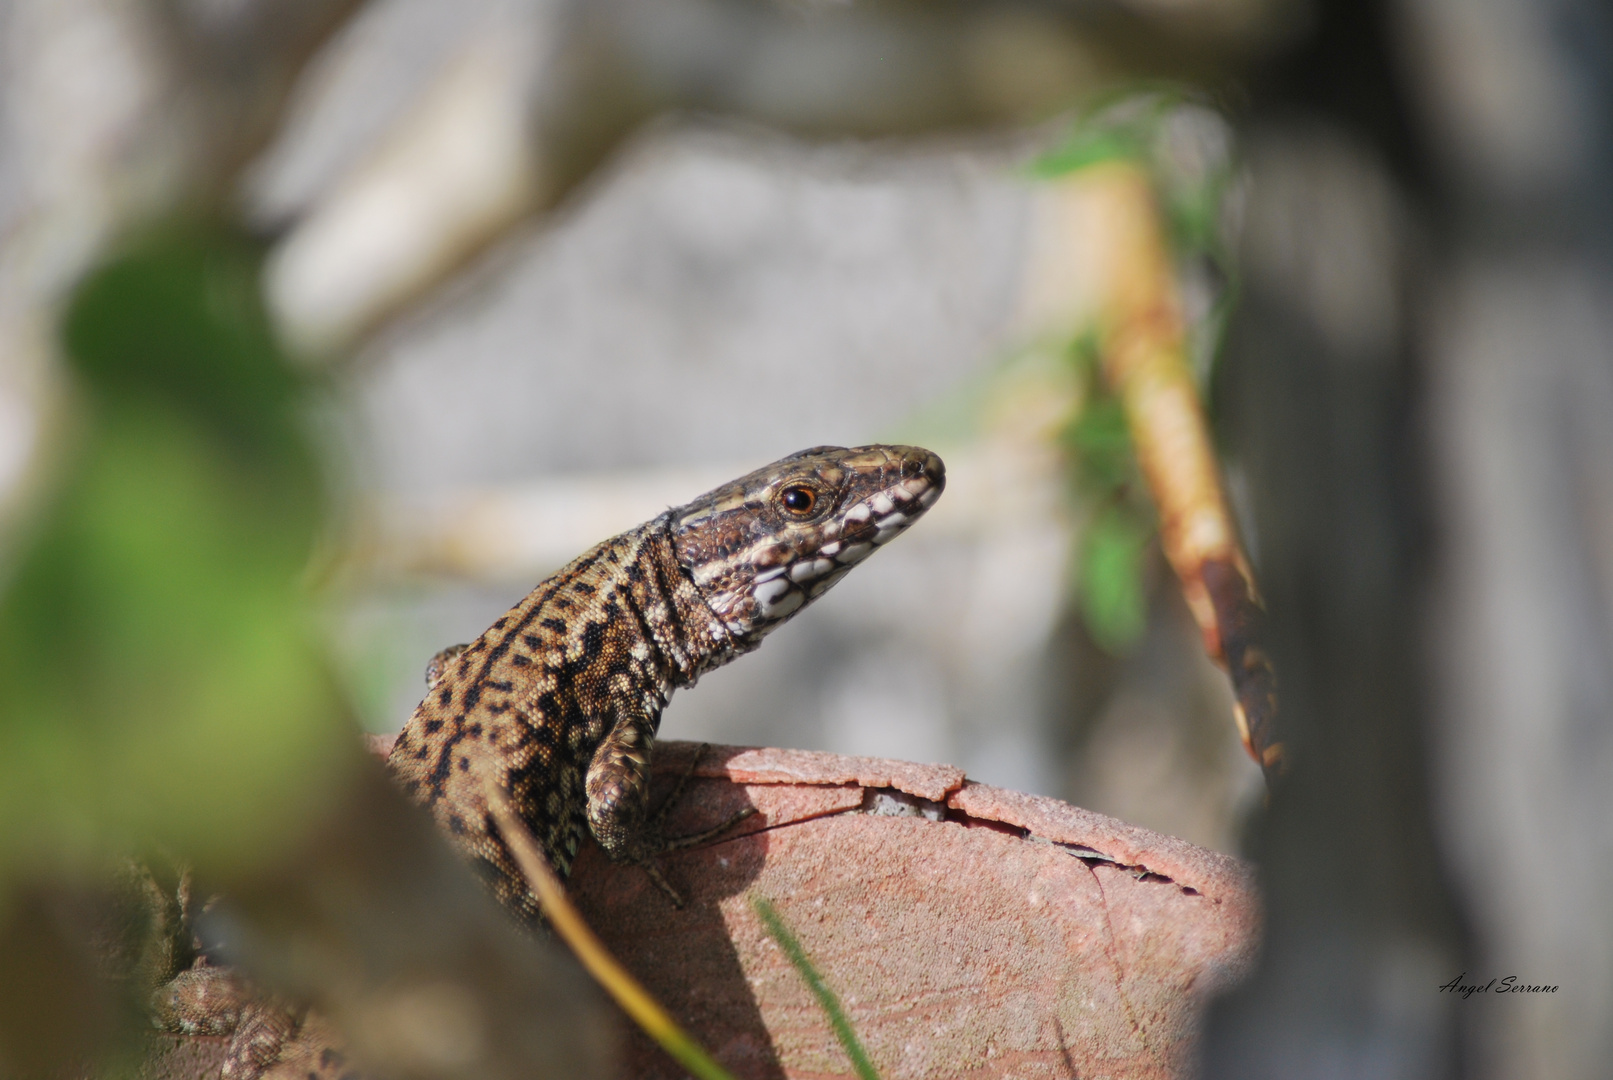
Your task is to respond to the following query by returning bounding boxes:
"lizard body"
[147,444,942,1078]
[388,443,944,920]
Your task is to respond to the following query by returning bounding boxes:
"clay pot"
[571,741,1258,1080]
[136,740,1258,1080]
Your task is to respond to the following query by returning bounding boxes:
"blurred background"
[1,0,1610,1078]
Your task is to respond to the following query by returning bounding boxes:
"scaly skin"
[155,444,944,1079]
[388,443,945,921]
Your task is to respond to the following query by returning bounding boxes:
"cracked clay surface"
[140,739,1258,1080]
[569,742,1260,1080]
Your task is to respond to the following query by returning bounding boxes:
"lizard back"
[389,520,730,919]
[388,444,945,922]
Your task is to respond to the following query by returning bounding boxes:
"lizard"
[388,442,945,921]
[150,443,945,1078]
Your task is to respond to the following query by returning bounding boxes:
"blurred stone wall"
[0,0,1263,860]
[5,0,1612,1074]
[331,122,1052,790]
[244,0,1262,848]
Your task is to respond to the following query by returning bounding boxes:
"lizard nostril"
[905,450,944,484]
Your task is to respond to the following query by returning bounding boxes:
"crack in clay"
[861,788,947,820]
[677,784,1210,1071]
[1051,841,1200,895]
[1083,860,1169,1074]
[686,786,1206,900]
[851,789,1204,897]
[688,804,866,848]
[854,787,1204,897]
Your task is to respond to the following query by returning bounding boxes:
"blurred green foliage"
[1038,92,1238,655]
[0,224,351,887]
[1033,89,1238,311]
[1059,336,1154,655]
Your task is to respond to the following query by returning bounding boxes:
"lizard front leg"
[584,704,658,868]
[583,707,753,906]
[585,704,690,904]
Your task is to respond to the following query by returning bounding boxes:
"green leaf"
[1079,507,1151,656]
[1029,128,1148,178]
[0,223,349,882]
[1064,396,1135,492]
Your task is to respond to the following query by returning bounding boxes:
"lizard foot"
[628,804,760,908]
[424,643,470,689]
[635,743,758,907]
[153,961,363,1080]
[223,999,363,1080]
[152,962,253,1037]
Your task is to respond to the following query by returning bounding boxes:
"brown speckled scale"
[388,444,945,922]
[147,445,943,1079]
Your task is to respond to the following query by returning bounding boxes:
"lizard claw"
[637,860,687,909]
[633,805,758,908]
[661,806,759,852]
[424,643,469,689]
[649,742,712,828]
[634,745,759,906]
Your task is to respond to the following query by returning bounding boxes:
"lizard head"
[670,444,945,645]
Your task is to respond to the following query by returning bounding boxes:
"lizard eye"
[779,484,818,516]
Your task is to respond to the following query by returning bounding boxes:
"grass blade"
[750,895,881,1080]
[487,788,739,1080]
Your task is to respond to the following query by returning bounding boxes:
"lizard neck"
[641,515,742,689]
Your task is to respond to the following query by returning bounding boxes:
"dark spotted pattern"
[387,445,945,923]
